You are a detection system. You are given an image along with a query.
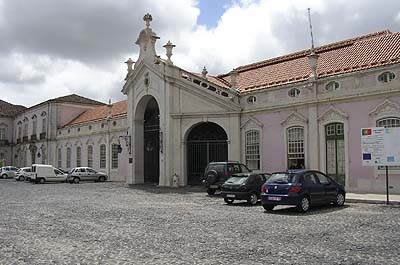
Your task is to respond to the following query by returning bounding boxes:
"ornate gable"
[369,99,400,118]
[318,106,348,123]
[281,112,308,127]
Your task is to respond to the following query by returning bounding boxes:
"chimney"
[229,69,238,91]
[308,51,319,81]
[107,99,112,120]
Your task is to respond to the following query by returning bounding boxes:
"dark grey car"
[67,167,108,184]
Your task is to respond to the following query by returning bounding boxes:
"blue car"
[260,170,345,213]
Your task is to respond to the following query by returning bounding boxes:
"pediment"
[318,106,348,122]
[369,99,400,118]
[241,116,263,129]
[281,112,308,127]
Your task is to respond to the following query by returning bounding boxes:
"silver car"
[14,167,33,181]
[1,166,19,179]
[67,167,108,184]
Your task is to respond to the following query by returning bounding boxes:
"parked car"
[67,167,108,184]
[0,166,19,179]
[31,164,67,184]
[14,167,33,181]
[221,172,271,205]
[260,170,346,213]
[203,161,251,195]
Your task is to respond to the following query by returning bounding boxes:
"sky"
[0,0,399,107]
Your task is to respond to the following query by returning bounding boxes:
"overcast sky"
[1,0,399,107]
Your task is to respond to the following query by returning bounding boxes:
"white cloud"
[1,0,400,107]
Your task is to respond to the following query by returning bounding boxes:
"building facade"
[2,14,400,194]
[122,14,400,194]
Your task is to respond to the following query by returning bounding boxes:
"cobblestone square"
[1,179,399,265]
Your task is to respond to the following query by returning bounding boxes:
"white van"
[31,164,67,184]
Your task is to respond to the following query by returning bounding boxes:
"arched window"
[288,88,300,98]
[376,117,400,128]
[66,147,71,168]
[325,81,340,91]
[378,72,395,83]
[87,145,93,168]
[245,130,260,170]
[76,146,81,167]
[57,148,62,168]
[100,144,106,168]
[111,144,119,169]
[287,126,305,169]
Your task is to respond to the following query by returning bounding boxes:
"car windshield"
[225,176,248,184]
[267,173,297,184]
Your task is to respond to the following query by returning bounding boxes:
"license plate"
[268,196,281,201]
[210,185,218,189]
[226,194,235,198]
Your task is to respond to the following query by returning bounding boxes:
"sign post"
[361,127,400,205]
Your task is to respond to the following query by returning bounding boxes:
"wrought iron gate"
[187,140,228,184]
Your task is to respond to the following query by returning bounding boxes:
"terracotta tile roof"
[0,100,26,117]
[50,94,105,105]
[65,100,127,127]
[215,30,400,92]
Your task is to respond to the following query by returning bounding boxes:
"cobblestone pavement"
[1,179,400,265]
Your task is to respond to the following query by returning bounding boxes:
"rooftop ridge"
[218,30,392,78]
[64,99,127,127]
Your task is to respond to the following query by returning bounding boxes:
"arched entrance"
[187,122,228,185]
[143,98,160,183]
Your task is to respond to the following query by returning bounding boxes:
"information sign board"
[361,127,400,166]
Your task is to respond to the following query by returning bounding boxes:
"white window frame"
[286,126,305,169]
[57,148,62,168]
[245,130,260,170]
[66,147,71,168]
[76,146,81,167]
[87,145,93,168]
[111,144,119,169]
[100,144,106,169]
[0,127,6,140]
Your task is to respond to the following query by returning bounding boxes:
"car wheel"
[224,198,234,204]
[1,174,6,179]
[263,204,275,211]
[334,192,345,207]
[39,178,45,184]
[297,196,310,213]
[18,176,24,181]
[98,176,106,182]
[73,177,80,184]
[247,192,258,206]
[206,188,216,195]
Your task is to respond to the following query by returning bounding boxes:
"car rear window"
[267,173,299,184]
[225,176,248,184]
[206,164,225,173]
